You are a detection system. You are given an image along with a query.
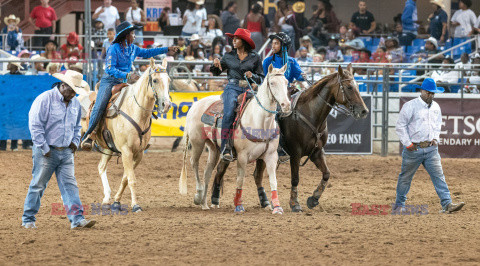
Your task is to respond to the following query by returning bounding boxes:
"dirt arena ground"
[1,149,479,265]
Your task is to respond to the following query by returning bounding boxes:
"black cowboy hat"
[112,21,143,44]
[269,32,292,48]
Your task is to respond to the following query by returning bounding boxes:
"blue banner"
[0,75,59,140]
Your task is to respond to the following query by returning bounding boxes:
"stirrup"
[221,148,234,162]
[81,136,93,151]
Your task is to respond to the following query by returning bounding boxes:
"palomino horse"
[179,64,291,214]
[210,64,369,212]
[88,58,171,212]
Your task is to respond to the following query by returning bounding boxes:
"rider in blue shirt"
[263,32,306,162]
[81,21,178,149]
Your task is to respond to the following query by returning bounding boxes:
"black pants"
[0,140,17,150]
[33,27,53,50]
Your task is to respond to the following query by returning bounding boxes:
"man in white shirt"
[93,0,120,32]
[395,78,465,214]
[450,0,476,38]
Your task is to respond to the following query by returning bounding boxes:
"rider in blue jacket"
[263,32,307,162]
[81,21,178,149]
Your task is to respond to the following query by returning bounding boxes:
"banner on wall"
[400,97,480,158]
[152,91,222,137]
[145,0,172,21]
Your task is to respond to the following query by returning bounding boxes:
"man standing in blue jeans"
[400,0,418,46]
[22,70,96,229]
[395,78,465,214]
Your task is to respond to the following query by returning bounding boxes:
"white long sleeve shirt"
[396,97,442,147]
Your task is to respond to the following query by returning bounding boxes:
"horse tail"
[179,131,189,195]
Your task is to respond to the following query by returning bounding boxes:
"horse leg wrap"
[257,187,270,208]
[271,190,280,207]
[233,189,242,206]
[211,182,221,205]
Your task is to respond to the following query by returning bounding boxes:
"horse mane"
[297,72,338,104]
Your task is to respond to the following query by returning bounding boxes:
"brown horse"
[210,64,369,211]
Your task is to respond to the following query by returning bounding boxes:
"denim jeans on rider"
[395,145,452,209]
[220,83,245,152]
[82,74,123,140]
[22,146,86,228]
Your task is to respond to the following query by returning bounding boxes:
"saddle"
[86,83,132,154]
[200,92,253,127]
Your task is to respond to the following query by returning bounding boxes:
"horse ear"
[338,65,344,77]
[347,63,353,74]
[280,63,287,73]
[162,58,168,69]
[268,63,273,74]
[149,57,155,68]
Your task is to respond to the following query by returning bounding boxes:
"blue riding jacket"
[262,54,305,84]
[105,43,168,79]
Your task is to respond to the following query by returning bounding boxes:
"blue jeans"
[395,145,452,209]
[220,84,245,151]
[399,32,417,47]
[82,74,122,140]
[22,146,85,227]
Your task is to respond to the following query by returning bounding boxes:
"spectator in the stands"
[385,36,405,63]
[310,0,339,33]
[208,43,224,60]
[431,57,458,92]
[464,58,480,93]
[175,37,187,60]
[296,47,312,63]
[25,55,47,75]
[92,20,107,51]
[400,0,418,46]
[200,15,223,47]
[29,0,57,49]
[125,0,147,47]
[182,0,202,37]
[295,36,315,57]
[350,0,376,35]
[243,3,267,52]
[311,53,331,78]
[393,22,403,39]
[6,61,23,75]
[93,0,120,32]
[221,1,240,40]
[410,37,443,64]
[324,36,344,62]
[428,0,448,43]
[275,0,296,53]
[341,28,365,50]
[186,34,205,59]
[64,58,83,74]
[2,15,24,52]
[101,28,115,59]
[41,39,61,61]
[256,1,270,32]
[18,50,32,70]
[46,62,60,75]
[468,6,480,37]
[337,25,348,44]
[158,7,170,32]
[451,0,476,39]
[352,48,371,75]
[372,46,389,63]
[60,32,83,59]
[455,53,472,76]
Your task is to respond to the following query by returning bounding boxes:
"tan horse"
[89,58,171,212]
[179,64,291,214]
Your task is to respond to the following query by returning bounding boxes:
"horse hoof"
[102,198,110,205]
[307,196,319,209]
[234,205,245,213]
[210,204,220,209]
[201,204,210,210]
[111,201,121,211]
[272,206,284,215]
[194,191,203,205]
[260,200,271,209]
[132,204,142,213]
[291,204,303,212]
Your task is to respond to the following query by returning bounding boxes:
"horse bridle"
[311,73,356,117]
[245,72,288,115]
[133,67,170,114]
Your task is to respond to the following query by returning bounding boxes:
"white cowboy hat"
[46,62,61,73]
[53,70,89,95]
[4,14,20,25]
[189,34,200,41]
[6,59,23,70]
[426,37,438,49]
[188,0,205,5]
[430,0,445,9]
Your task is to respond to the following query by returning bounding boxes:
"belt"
[413,141,436,148]
[49,145,68,151]
[228,79,249,88]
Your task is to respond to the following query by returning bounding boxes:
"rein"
[133,67,169,114]
[244,73,285,115]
